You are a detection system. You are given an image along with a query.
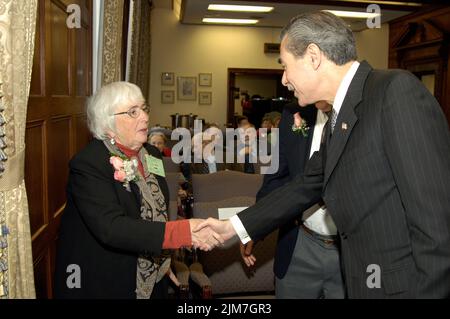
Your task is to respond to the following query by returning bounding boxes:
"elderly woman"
[149,131,171,157]
[54,82,222,299]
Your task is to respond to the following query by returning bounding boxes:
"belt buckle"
[302,224,335,245]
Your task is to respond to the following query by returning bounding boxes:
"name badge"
[145,154,165,177]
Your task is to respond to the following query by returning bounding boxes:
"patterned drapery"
[0,0,38,298]
[101,0,125,85]
[128,0,152,100]
[100,0,152,97]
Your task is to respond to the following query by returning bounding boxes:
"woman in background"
[149,131,171,157]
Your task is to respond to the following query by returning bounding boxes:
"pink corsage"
[292,112,309,137]
[109,156,138,191]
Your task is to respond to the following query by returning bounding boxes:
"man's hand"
[189,218,225,251]
[193,218,237,242]
[240,240,256,267]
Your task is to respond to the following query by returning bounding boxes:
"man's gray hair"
[280,11,357,65]
[87,81,145,140]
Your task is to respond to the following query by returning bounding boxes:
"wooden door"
[26,0,92,298]
[389,6,450,125]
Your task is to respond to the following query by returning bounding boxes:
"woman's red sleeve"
[162,220,191,249]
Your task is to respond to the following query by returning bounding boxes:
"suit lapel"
[304,110,317,162]
[324,61,372,187]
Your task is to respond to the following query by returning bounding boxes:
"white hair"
[86,81,145,140]
[149,131,167,141]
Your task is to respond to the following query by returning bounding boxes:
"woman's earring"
[110,137,116,145]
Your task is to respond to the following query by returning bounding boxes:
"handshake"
[188,218,237,251]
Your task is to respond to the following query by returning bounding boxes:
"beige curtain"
[0,0,38,298]
[101,0,125,85]
[128,0,152,100]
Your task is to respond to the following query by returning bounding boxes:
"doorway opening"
[227,68,294,128]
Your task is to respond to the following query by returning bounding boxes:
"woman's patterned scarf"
[104,140,171,299]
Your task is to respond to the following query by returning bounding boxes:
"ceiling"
[168,0,444,32]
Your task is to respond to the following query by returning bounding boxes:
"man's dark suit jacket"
[238,61,450,298]
[54,139,169,298]
[256,103,317,278]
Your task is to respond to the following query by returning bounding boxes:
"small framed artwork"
[198,73,212,87]
[161,90,174,104]
[199,91,212,105]
[177,76,197,100]
[161,72,174,86]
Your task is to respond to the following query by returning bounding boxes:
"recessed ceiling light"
[208,4,274,13]
[339,0,421,7]
[323,10,380,19]
[202,18,259,25]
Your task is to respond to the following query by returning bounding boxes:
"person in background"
[269,111,282,129]
[54,81,222,299]
[266,111,282,149]
[261,115,273,130]
[149,131,171,157]
[236,115,250,129]
[241,92,252,111]
[237,124,257,174]
[241,101,345,298]
[190,128,225,174]
[234,116,255,173]
[258,115,272,139]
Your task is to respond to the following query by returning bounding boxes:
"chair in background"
[252,159,273,174]
[191,170,277,297]
[166,171,211,299]
[163,156,180,173]
[171,258,190,299]
[163,157,182,221]
[189,255,213,299]
[165,172,181,221]
[165,172,192,298]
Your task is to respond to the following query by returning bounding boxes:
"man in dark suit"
[242,102,345,298]
[195,11,450,298]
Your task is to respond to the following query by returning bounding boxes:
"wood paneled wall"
[26,0,92,298]
[389,6,450,124]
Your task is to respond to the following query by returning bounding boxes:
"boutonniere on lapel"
[292,112,310,137]
[109,155,139,191]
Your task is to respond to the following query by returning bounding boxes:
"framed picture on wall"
[177,76,197,100]
[161,72,174,86]
[198,73,212,87]
[199,92,212,105]
[161,90,174,104]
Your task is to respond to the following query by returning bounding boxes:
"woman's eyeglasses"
[113,104,149,119]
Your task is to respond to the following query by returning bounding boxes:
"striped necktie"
[330,108,337,134]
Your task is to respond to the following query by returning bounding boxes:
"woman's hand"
[193,218,237,242]
[189,218,225,251]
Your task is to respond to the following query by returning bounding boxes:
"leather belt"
[300,224,337,245]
